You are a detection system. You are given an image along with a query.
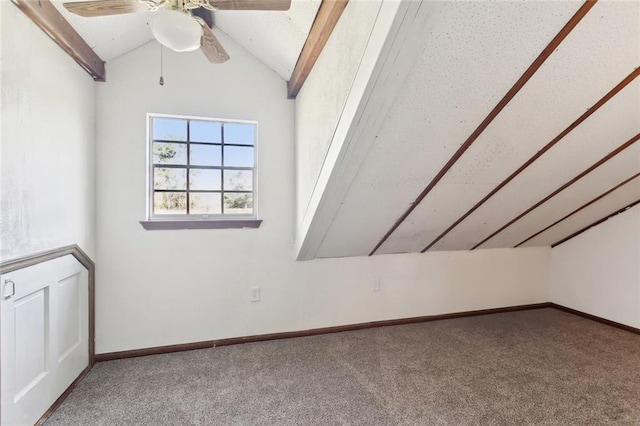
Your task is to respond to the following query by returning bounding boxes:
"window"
[142,114,260,230]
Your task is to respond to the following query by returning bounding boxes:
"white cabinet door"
[1,255,88,426]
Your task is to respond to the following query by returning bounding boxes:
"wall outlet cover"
[250,286,261,302]
[373,278,381,292]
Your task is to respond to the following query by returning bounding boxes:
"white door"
[1,255,88,426]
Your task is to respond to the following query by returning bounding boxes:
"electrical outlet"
[250,286,260,302]
[373,278,381,292]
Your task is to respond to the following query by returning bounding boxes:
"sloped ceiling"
[213,1,321,80]
[313,0,640,258]
[50,0,320,80]
[51,0,155,61]
[42,0,640,259]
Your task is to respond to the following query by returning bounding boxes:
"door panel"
[53,269,88,405]
[57,274,80,361]
[14,288,49,402]
[1,255,88,426]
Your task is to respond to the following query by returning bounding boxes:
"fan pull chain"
[159,45,165,86]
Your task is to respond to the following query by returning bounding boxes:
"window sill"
[140,220,262,230]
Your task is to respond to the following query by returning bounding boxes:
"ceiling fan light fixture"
[151,9,201,53]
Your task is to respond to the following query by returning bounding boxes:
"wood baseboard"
[95,303,640,363]
[549,303,640,335]
[27,301,639,423]
[95,303,552,362]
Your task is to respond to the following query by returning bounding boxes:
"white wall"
[1,0,632,361]
[294,1,437,259]
[95,31,550,354]
[294,0,381,226]
[0,2,96,261]
[549,204,640,328]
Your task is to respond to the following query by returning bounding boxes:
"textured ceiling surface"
[50,0,320,79]
[40,0,640,258]
[51,0,154,61]
[213,0,321,80]
[314,0,640,258]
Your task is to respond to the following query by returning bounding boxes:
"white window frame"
[143,113,259,227]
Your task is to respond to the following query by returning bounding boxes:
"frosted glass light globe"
[151,9,201,53]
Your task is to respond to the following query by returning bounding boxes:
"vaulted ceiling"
[313,0,640,258]
[22,0,640,259]
[50,0,321,80]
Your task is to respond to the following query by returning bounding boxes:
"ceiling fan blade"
[192,7,214,29]
[200,23,230,64]
[208,0,291,11]
[63,0,146,17]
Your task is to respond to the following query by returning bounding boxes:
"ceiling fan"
[62,0,292,63]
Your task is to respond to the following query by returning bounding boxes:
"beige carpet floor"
[46,308,640,425]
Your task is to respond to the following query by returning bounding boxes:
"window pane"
[224,193,253,215]
[190,169,221,190]
[153,118,187,141]
[153,142,186,165]
[154,168,187,190]
[190,144,221,167]
[224,123,255,145]
[224,146,254,167]
[223,170,253,191]
[190,193,222,214]
[154,192,186,214]
[190,121,221,143]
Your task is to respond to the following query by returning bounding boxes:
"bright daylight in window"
[147,114,257,220]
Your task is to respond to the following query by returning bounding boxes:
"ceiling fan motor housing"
[61,0,292,63]
[151,8,202,52]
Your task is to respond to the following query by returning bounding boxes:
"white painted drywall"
[296,1,442,260]
[0,2,96,260]
[294,0,382,228]
[95,31,551,354]
[549,204,640,328]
